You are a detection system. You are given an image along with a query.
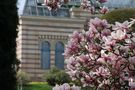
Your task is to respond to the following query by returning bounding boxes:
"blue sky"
[17,0,26,15]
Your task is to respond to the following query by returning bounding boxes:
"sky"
[17,0,26,15]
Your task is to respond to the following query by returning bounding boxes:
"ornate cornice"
[38,35,69,40]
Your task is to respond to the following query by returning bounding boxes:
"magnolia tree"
[80,0,108,14]
[44,0,108,14]
[64,18,135,90]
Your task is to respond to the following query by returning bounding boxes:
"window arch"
[55,42,64,69]
[41,41,50,69]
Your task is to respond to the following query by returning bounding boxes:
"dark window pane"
[31,6,37,15]
[37,7,44,15]
[36,0,44,6]
[43,7,51,16]
[37,0,44,4]
[27,0,36,6]
[69,0,80,5]
[55,42,64,69]
[24,6,31,15]
[41,41,50,69]
[57,8,70,17]
[51,10,58,16]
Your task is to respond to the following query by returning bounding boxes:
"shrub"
[55,71,71,85]
[45,73,56,86]
[45,67,71,86]
[17,70,30,85]
[49,66,60,74]
[101,8,135,24]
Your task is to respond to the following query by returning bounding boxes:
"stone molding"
[38,34,69,40]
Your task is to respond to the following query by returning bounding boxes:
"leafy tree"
[0,0,18,90]
[101,8,135,23]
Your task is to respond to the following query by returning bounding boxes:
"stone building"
[17,0,92,81]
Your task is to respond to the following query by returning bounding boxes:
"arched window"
[55,42,64,69]
[41,41,50,69]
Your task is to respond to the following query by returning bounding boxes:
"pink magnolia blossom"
[102,36,116,51]
[95,67,110,77]
[78,55,90,64]
[87,43,101,53]
[89,18,110,30]
[66,70,77,80]
[85,30,95,42]
[112,56,127,71]
[64,41,80,57]
[66,57,77,70]
[129,56,135,64]
[101,29,111,37]
[53,83,81,90]
[103,36,116,46]
[44,0,108,13]
[87,6,95,14]
[112,21,131,31]
[81,0,91,10]
[60,83,71,90]
[64,18,135,89]
[98,0,107,3]
[80,0,96,14]
[111,29,127,41]
[71,85,81,90]
[129,43,135,49]
[88,24,98,35]
[70,31,83,43]
[119,46,129,54]
[97,50,115,64]
[84,75,93,84]
[44,0,60,10]
[97,57,106,64]
[100,6,109,14]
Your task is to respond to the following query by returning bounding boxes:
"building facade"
[17,0,93,81]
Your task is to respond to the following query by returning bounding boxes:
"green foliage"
[49,66,60,74]
[23,82,52,90]
[45,73,56,86]
[101,8,135,24]
[45,67,71,86]
[17,71,30,85]
[0,0,18,90]
[55,71,71,85]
